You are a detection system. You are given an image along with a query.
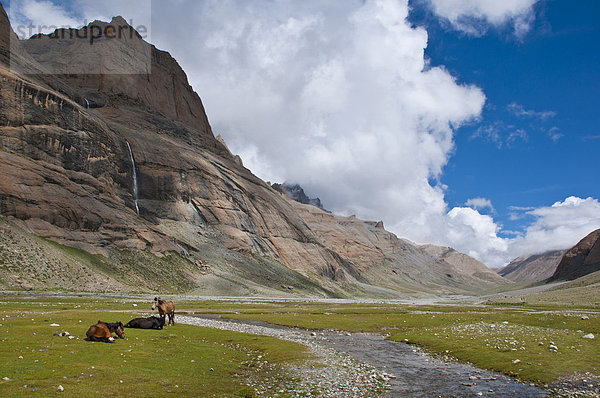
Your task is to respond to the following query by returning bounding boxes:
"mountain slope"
[550,229,600,282]
[498,250,565,284]
[0,7,508,296]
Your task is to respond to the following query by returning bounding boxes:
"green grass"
[0,296,310,397]
[213,302,599,385]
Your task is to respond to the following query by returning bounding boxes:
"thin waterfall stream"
[126,141,139,215]
[84,98,90,109]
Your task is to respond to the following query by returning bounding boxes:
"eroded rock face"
[551,229,600,281]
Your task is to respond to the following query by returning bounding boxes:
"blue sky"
[8,0,600,266]
[408,0,600,238]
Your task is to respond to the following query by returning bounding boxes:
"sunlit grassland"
[0,296,309,397]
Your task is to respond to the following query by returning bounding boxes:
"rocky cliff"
[498,250,565,284]
[550,229,600,282]
[0,6,509,296]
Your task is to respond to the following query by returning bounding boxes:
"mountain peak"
[272,182,326,211]
[16,13,214,139]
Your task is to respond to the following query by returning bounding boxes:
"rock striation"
[0,4,509,296]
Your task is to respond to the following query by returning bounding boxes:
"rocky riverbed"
[178,315,550,397]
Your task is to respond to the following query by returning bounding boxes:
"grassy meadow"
[0,296,308,397]
[218,301,599,385]
[0,295,598,396]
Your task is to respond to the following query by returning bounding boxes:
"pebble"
[582,333,595,339]
[178,315,384,397]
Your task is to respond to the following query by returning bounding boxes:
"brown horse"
[152,297,175,326]
[86,321,125,343]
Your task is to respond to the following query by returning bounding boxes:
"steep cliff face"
[498,250,565,284]
[0,7,509,296]
[550,229,600,282]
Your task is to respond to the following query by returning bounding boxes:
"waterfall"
[126,141,139,215]
[84,98,90,109]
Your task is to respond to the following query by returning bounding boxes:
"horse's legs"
[87,336,113,343]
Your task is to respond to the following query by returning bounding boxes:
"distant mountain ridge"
[498,250,566,284]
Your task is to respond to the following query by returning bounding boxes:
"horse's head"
[115,322,125,339]
[152,297,159,310]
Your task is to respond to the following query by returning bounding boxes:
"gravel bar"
[177,315,386,397]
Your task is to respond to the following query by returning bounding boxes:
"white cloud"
[146,0,486,250]
[465,197,495,213]
[142,1,600,268]
[8,0,83,38]
[442,197,600,267]
[510,197,600,257]
[507,102,556,120]
[424,0,539,37]
[8,0,151,40]
[471,121,528,148]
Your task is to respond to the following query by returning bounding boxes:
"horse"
[152,297,175,326]
[124,316,165,330]
[86,321,125,343]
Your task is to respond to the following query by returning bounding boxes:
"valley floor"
[0,293,598,397]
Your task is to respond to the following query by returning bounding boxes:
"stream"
[179,314,548,397]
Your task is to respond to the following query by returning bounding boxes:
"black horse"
[124,316,165,330]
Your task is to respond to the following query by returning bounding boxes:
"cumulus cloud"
[423,0,539,37]
[510,197,600,256]
[465,197,495,213]
[443,197,600,267]
[146,0,486,246]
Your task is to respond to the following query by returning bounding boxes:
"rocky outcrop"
[19,17,214,135]
[498,250,565,284]
[272,183,325,210]
[550,229,600,281]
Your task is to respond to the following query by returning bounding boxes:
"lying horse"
[86,321,125,343]
[124,316,165,330]
[152,297,175,326]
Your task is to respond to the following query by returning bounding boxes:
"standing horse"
[86,321,125,343]
[152,297,175,326]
